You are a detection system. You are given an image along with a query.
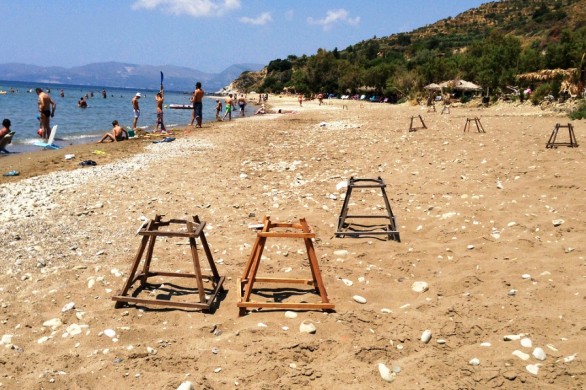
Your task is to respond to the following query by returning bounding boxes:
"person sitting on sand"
[97,120,128,143]
[0,118,13,153]
[254,105,266,115]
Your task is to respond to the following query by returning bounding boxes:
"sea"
[0,80,253,152]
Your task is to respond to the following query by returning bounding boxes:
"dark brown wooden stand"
[112,215,225,311]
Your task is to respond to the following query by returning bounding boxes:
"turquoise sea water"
[0,80,251,152]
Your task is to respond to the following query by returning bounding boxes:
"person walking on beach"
[154,87,166,132]
[298,93,303,107]
[190,82,204,127]
[132,93,141,130]
[222,94,235,121]
[238,94,247,117]
[97,120,128,143]
[36,88,56,142]
[215,99,223,121]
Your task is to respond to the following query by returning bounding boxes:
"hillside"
[234,0,586,101]
[0,62,264,92]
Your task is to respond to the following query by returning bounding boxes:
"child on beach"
[97,120,128,143]
[215,99,223,121]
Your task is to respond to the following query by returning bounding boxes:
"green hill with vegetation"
[234,0,586,104]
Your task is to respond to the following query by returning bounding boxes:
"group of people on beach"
[0,81,260,152]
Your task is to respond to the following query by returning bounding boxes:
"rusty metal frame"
[335,177,400,241]
[546,123,578,148]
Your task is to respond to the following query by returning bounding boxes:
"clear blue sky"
[1,0,489,73]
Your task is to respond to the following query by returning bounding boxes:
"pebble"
[512,350,530,361]
[104,329,116,338]
[504,334,523,341]
[380,308,392,314]
[377,363,396,383]
[299,320,317,334]
[177,382,194,390]
[341,278,353,286]
[520,338,532,348]
[467,244,475,250]
[526,364,540,375]
[552,219,564,227]
[563,353,577,363]
[61,302,75,312]
[1,334,13,345]
[480,342,491,347]
[436,339,446,345]
[65,324,83,337]
[214,367,222,373]
[284,311,298,319]
[353,295,367,304]
[420,329,432,343]
[521,274,531,279]
[411,281,429,293]
[508,289,517,296]
[469,358,480,366]
[532,347,546,361]
[334,250,349,256]
[146,347,157,355]
[43,318,63,330]
[257,323,267,328]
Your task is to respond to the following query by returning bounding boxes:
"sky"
[1,0,489,74]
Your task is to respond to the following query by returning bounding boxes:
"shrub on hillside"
[569,100,586,120]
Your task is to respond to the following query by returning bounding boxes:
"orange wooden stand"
[112,215,225,311]
[237,216,335,316]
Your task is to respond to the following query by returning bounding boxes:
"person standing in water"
[132,93,141,130]
[190,82,204,128]
[154,87,166,132]
[36,88,56,142]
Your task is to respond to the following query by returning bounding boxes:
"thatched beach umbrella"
[424,83,442,91]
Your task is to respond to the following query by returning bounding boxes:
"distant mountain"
[0,62,264,92]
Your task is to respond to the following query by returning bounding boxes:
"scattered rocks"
[299,320,317,334]
[43,318,63,330]
[177,382,194,390]
[552,219,565,227]
[526,364,540,375]
[520,338,532,348]
[411,281,429,293]
[532,347,546,361]
[512,350,530,361]
[377,363,396,383]
[420,329,432,343]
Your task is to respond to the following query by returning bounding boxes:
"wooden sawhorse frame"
[409,115,427,132]
[237,216,335,316]
[464,117,486,133]
[335,177,400,241]
[546,123,578,148]
[112,214,225,311]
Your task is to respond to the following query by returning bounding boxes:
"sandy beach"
[0,95,584,389]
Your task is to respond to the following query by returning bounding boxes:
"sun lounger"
[34,125,60,149]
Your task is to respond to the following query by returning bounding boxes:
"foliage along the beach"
[235,0,586,100]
